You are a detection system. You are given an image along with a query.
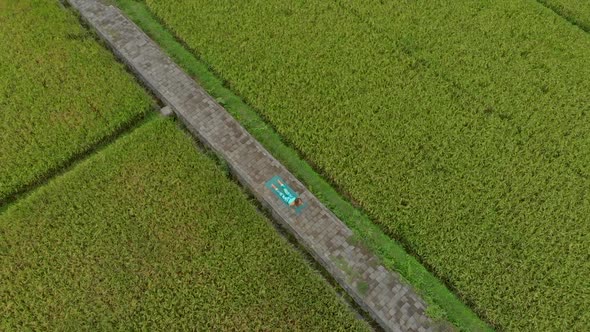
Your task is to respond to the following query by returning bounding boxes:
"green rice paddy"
[1,1,369,329]
[0,118,368,331]
[538,0,590,31]
[143,0,590,330]
[0,0,153,203]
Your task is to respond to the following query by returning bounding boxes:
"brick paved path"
[65,1,439,330]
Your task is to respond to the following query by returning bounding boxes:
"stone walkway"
[65,1,438,331]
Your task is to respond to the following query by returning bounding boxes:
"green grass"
[538,0,590,32]
[0,0,153,204]
[0,117,369,331]
[130,0,588,330]
[112,1,490,331]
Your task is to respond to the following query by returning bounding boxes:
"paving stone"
[66,1,439,331]
[159,105,174,117]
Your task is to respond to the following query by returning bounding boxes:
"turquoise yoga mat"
[265,175,307,214]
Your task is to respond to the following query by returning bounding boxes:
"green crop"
[538,0,590,32]
[143,0,590,330]
[0,118,368,331]
[0,0,153,204]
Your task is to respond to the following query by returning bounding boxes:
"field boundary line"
[536,0,590,33]
[64,1,450,331]
[0,112,155,213]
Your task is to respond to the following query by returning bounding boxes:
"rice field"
[0,118,368,331]
[0,0,153,203]
[1,1,369,329]
[143,0,590,330]
[538,0,590,31]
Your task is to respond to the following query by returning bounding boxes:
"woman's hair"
[293,197,303,207]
